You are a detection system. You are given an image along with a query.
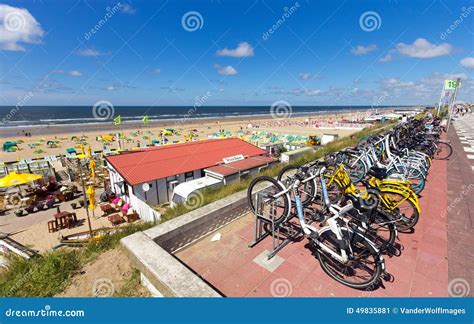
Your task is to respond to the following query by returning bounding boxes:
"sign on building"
[223,154,244,164]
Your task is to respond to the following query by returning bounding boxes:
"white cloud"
[395,38,452,58]
[76,48,102,57]
[216,42,254,58]
[119,4,136,14]
[380,78,414,89]
[351,44,377,56]
[0,4,44,51]
[214,64,238,76]
[68,70,82,77]
[460,57,474,69]
[379,53,393,62]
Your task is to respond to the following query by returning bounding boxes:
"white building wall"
[128,188,160,223]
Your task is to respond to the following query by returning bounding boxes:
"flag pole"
[436,84,445,116]
[446,78,461,133]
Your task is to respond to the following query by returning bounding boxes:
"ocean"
[0,105,396,128]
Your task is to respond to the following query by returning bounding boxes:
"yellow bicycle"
[325,163,420,231]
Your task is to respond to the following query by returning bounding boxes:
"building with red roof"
[105,138,275,209]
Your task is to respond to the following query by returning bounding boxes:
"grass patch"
[160,121,395,222]
[0,222,154,297]
[114,268,150,297]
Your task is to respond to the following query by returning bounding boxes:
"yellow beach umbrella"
[86,185,96,210]
[87,145,92,158]
[80,145,85,156]
[89,159,96,180]
[0,172,42,188]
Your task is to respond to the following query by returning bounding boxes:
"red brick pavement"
[176,160,450,297]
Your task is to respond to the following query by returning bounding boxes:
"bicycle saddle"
[367,166,388,180]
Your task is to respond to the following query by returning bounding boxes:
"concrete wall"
[121,189,250,297]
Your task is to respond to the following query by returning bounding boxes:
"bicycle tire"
[315,226,383,289]
[277,165,316,206]
[433,141,453,160]
[247,176,290,223]
[379,191,419,231]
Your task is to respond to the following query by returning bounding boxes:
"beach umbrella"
[87,145,92,158]
[0,172,42,188]
[86,185,96,210]
[89,159,96,180]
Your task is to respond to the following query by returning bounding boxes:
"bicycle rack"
[248,192,302,260]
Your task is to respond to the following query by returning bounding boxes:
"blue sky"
[0,0,473,106]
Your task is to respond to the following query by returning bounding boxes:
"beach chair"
[48,220,58,233]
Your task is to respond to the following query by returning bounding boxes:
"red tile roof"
[205,156,276,177]
[105,138,268,185]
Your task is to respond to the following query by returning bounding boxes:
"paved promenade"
[447,114,474,296]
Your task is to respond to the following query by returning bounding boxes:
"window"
[185,171,194,181]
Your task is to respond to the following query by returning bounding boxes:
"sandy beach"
[1,111,374,162]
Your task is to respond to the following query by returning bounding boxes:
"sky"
[0,0,473,107]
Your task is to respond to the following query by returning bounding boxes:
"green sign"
[444,79,458,90]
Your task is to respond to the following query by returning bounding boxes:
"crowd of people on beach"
[252,115,365,129]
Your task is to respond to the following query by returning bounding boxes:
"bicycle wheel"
[387,167,425,195]
[345,157,366,183]
[369,212,397,250]
[433,141,453,160]
[379,191,419,231]
[277,165,316,206]
[345,210,396,253]
[315,226,383,289]
[247,176,290,223]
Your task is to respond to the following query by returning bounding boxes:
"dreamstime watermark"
[1,92,34,125]
[270,278,292,297]
[4,10,26,32]
[181,11,204,32]
[358,188,380,210]
[92,100,115,121]
[270,100,292,119]
[183,191,204,210]
[448,278,470,297]
[174,91,211,127]
[84,2,123,40]
[440,6,474,40]
[4,268,34,297]
[441,183,474,218]
[5,305,85,318]
[359,11,381,32]
[262,2,300,41]
[92,278,115,297]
